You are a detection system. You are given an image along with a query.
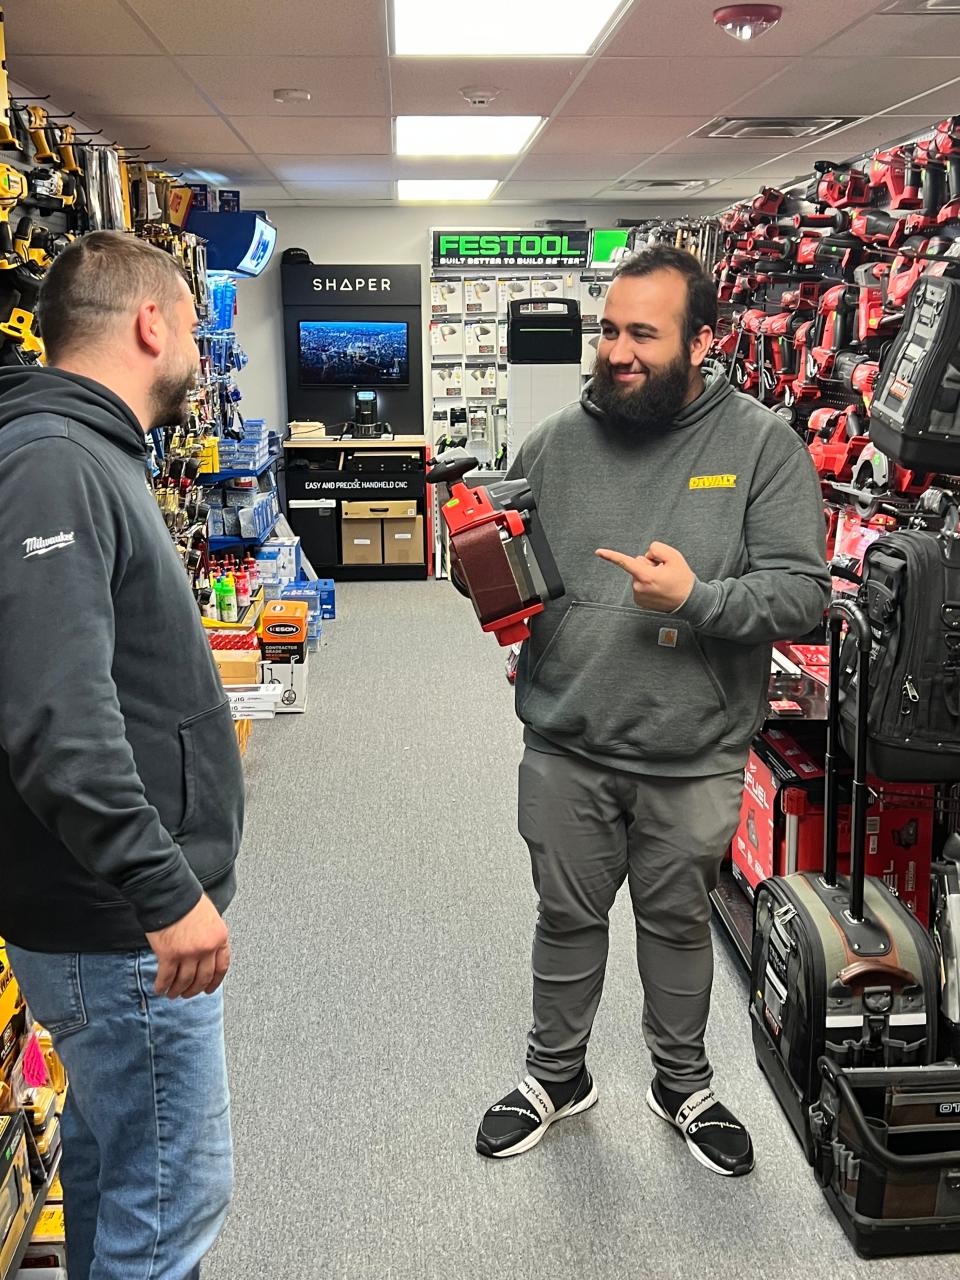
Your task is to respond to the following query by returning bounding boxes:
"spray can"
[235,569,251,609]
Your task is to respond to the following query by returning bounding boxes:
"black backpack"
[839,528,960,781]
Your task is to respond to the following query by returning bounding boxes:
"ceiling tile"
[231,117,392,155]
[785,114,943,167]
[732,56,960,118]
[389,58,585,116]
[93,115,248,155]
[4,0,162,55]
[176,56,388,117]
[496,181,606,200]
[127,0,388,56]
[231,184,290,203]
[665,130,824,157]
[603,0,882,57]
[511,153,655,179]
[817,12,960,58]
[171,153,271,181]
[535,117,712,154]
[8,55,214,116]
[625,151,774,180]
[896,79,960,119]
[563,56,792,117]
[282,181,395,200]
[264,155,513,181]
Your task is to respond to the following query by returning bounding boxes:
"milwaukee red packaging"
[731,727,933,923]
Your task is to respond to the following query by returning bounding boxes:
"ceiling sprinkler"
[713,4,783,40]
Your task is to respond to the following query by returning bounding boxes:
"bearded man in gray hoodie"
[476,244,830,1176]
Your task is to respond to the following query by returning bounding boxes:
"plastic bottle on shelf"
[217,574,238,623]
[235,570,251,609]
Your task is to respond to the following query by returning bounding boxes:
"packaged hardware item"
[261,600,309,662]
[464,277,496,313]
[430,279,463,316]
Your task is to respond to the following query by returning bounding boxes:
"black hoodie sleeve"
[0,436,204,931]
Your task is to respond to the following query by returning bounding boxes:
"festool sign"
[432,229,589,269]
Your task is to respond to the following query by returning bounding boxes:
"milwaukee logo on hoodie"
[22,531,76,558]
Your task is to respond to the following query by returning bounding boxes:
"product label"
[689,474,737,490]
[432,229,589,269]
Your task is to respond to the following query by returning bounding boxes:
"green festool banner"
[432,229,590,270]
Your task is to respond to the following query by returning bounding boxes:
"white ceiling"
[4,0,960,207]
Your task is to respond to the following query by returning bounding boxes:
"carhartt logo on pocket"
[658,628,679,648]
[690,474,736,490]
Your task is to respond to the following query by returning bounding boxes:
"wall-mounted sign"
[432,229,589,270]
[281,264,421,307]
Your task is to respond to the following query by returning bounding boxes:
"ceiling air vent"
[692,116,858,140]
[612,178,710,193]
[879,1,960,13]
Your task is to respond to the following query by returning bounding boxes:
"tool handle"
[826,601,871,914]
[426,455,479,486]
[0,216,11,256]
[819,1058,960,1171]
[837,960,917,988]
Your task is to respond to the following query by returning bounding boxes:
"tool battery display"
[427,452,564,647]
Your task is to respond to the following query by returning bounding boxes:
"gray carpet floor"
[206,581,959,1280]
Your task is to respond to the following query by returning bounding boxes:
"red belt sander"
[427,452,564,646]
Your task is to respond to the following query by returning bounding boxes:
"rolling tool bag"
[869,274,960,473]
[751,601,939,1163]
[427,452,564,647]
[811,1059,960,1257]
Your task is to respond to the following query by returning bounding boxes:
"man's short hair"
[613,244,718,345]
[38,231,188,364]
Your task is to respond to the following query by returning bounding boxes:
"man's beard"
[149,365,197,431]
[590,349,693,431]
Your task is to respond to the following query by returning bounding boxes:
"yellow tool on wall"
[25,104,58,165]
[57,123,81,175]
[0,162,26,267]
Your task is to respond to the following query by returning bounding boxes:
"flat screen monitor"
[298,320,410,387]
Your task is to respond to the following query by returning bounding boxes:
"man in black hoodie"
[0,232,244,1279]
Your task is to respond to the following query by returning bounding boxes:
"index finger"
[596,547,643,575]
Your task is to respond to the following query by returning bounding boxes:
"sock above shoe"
[648,1079,754,1178]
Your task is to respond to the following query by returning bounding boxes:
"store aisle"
[206,582,950,1280]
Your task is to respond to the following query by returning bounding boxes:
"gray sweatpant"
[518,746,745,1095]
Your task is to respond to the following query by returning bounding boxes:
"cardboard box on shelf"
[261,599,309,662]
[211,648,262,686]
[431,365,463,399]
[430,321,463,359]
[430,279,462,316]
[341,518,383,565]
[21,1203,65,1269]
[342,499,416,520]
[383,516,425,565]
[465,321,497,358]
[261,655,309,713]
[464,277,496,313]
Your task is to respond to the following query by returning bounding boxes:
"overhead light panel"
[395,116,541,157]
[879,1,960,12]
[273,88,312,103]
[393,0,625,55]
[397,179,499,201]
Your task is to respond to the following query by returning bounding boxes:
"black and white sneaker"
[476,1069,598,1159]
[646,1080,754,1177]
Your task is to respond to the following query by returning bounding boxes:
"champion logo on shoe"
[491,1105,539,1123]
[517,1076,555,1122]
[675,1089,717,1133]
[688,1120,743,1135]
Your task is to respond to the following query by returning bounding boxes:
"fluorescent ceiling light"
[396,116,541,157]
[393,0,625,55]
[397,179,499,202]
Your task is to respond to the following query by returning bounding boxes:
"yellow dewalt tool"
[0,161,26,266]
[25,104,58,164]
[57,123,81,174]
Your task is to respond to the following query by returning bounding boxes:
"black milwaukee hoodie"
[0,367,243,951]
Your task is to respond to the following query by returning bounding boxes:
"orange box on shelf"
[260,599,308,662]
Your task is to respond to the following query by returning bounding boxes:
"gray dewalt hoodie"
[508,362,831,776]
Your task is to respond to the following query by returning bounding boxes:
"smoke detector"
[460,86,502,108]
[273,88,312,104]
[713,5,783,40]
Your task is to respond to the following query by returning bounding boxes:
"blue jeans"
[7,946,233,1280]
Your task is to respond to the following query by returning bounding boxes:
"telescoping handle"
[819,1057,960,1172]
[509,298,580,319]
[825,600,872,921]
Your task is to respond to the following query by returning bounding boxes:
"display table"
[283,435,432,580]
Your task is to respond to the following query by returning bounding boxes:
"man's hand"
[596,540,696,613]
[145,894,230,1000]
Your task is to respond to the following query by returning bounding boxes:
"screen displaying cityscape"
[298,320,410,387]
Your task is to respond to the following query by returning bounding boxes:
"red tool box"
[731,726,933,924]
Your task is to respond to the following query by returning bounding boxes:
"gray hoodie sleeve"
[673,444,830,644]
[0,437,204,931]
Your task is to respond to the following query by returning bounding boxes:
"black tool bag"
[837,530,960,782]
[933,835,960,1060]
[869,274,960,472]
[751,602,939,1163]
[810,1059,960,1257]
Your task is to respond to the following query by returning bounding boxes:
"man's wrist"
[670,577,721,626]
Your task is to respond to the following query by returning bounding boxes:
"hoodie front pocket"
[518,601,729,760]
[174,701,244,865]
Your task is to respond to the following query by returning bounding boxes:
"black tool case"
[750,601,940,1163]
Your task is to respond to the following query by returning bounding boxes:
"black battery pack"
[869,274,960,471]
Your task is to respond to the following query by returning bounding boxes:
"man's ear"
[136,301,164,357]
[689,325,714,369]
